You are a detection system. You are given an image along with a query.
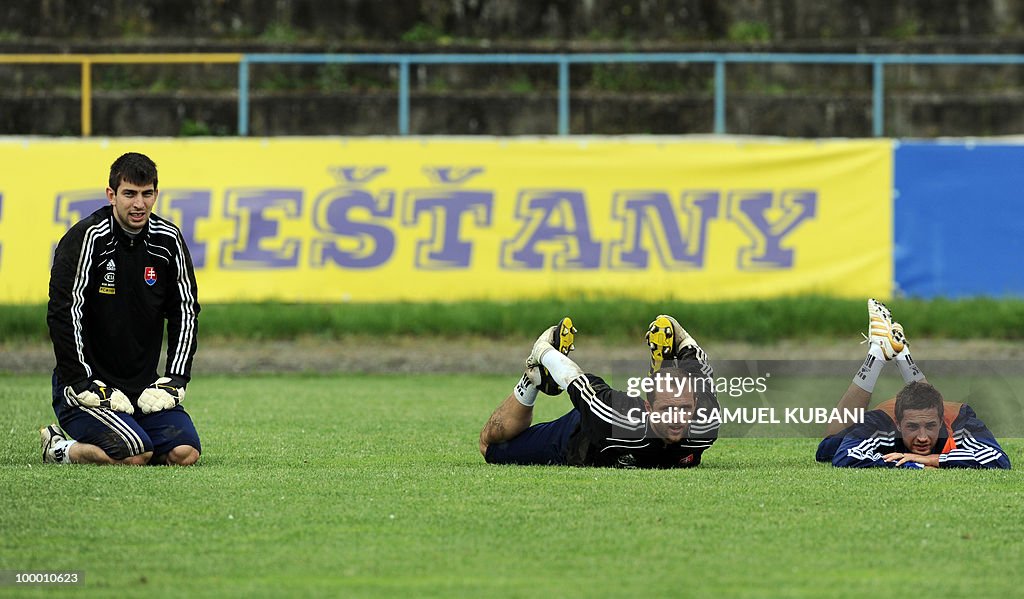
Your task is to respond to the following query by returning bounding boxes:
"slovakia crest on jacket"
[144,266,157,286]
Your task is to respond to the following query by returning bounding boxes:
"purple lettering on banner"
[329,166,388,184]
[728,190,817,269]
[501,190,601,270]
[402,191,493,269]
[160,191,211,269]
[311,187,395,269]
[423,167,485,185]
[608,190,720,270]
[53,191,107,230]
[220,189,303,269]
[51,191,107,265]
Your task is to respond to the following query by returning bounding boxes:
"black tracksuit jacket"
[47,206,200,401]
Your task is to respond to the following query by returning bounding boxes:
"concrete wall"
[4,0,1023,42]
[2,0,1023,137]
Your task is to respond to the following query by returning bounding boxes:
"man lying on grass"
[816,299,1010,469]
[480,315,720,468]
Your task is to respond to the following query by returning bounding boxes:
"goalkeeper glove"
[66,380,134,414]
[138,376,186,414]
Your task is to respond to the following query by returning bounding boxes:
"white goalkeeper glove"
[66,380,134,414]
[138,376,186,414]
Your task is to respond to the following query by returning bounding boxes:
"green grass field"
[1,373,1022,598]
[5,297,1024,343]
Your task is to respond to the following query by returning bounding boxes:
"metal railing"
[0,53,242,136]
[3,52,1024,137]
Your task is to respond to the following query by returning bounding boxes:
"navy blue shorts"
[485,409,580,466]
[816,435,840,463]
[52,373,202,461]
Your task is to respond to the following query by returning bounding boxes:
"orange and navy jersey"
[816,402,1010,469]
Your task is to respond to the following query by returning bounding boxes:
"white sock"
[895,348,925,383]
[853,344,887,393]
[513,371,539,407]
[53,439,77,464]
[540,350,584,389]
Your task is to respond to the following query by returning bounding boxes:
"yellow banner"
[0,137,892,303]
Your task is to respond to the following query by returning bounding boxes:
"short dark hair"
[647,359,717,408]
[895,381,944,423]
[109,152,158,192]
